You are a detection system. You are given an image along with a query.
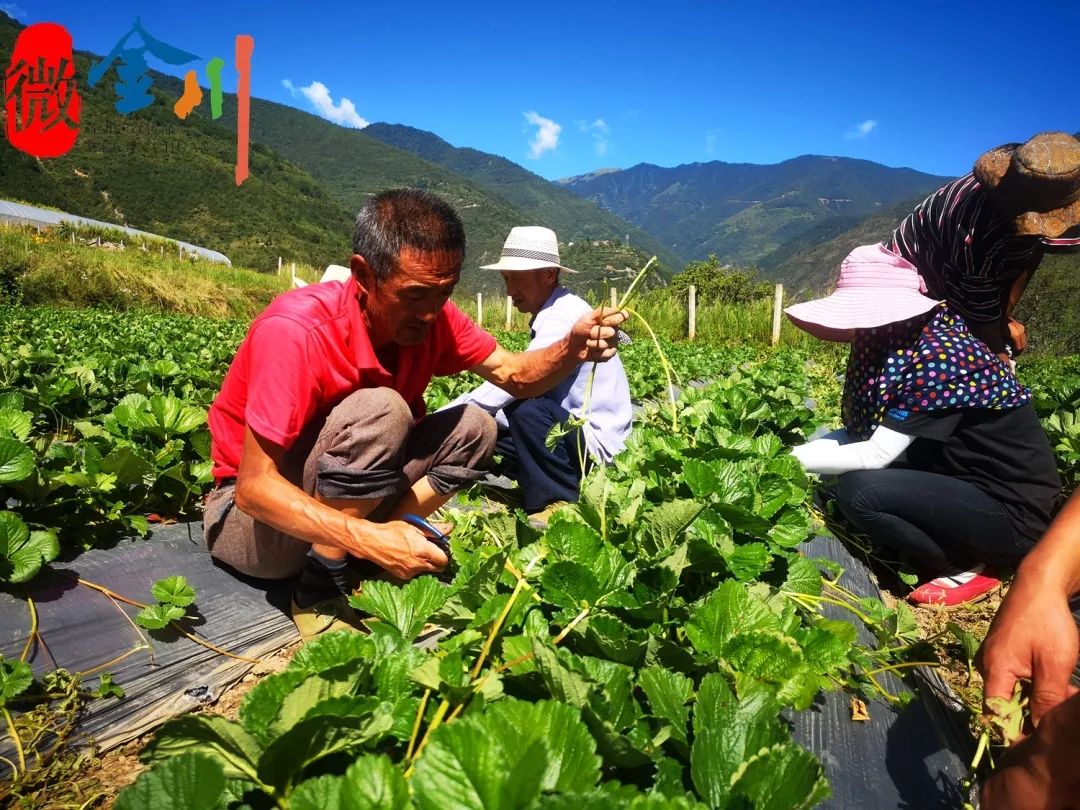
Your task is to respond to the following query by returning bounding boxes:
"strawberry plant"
[116,361,928,810]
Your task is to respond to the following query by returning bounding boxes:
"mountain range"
[5,9,1070,334]
[558,158,949,267]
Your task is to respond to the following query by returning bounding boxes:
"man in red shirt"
[204,189,627,637]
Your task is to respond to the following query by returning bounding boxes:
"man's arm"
[978,490,1080,724]
[469,307,626,398]
[233,427,446,579]
[441,313,578,413]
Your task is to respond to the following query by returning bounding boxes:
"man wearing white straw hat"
[446,226,632,525]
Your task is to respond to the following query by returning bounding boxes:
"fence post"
[277,256,282,277]
[505,295,513,330]
[610,287,618,309]
[688,284,697,341]
[476,292,483,327]
[771,283,784,346]
[291,262,296,284]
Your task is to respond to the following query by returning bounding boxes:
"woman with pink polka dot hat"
[786,244,1060,607]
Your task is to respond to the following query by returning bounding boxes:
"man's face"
[501,268,558,315]
[354,247,461,346]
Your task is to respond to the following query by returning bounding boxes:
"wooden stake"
[505,295,513,330]
[771,283,784,346]
[476,292,483,327]
[277,256,282,277]
[688,284,697,341]
[610,287,618,309]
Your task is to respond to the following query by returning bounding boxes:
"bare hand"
[977,576,1079,727]
[350,520,448,579]
[570,308,629,362]
[981,694,1080,809]
[1008,318,1028,355]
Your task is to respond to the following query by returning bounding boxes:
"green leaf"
[413,718,548,810]
[948,622,979,665]
[151,575,197,607]
[0,409,32,441]
[135,603,186,629]
[269,669,364,737]
[531,640,594,708]
[638,667,693,747]
[690,674,785,808]
[725,542,771,581]
[0,437,34,483]
[0,656,33,705]
[350,577,448,641]
[290,630,375,673]
[114,753,226,810]
[95,672,126,700]
[783,554,823,597]
[0,512,59,584]
[542,561,603,609]
[640,500,702,556]
[112,393,154,431]
[768,508,813,548]
[684,581,777,659]
[239,669,311,744]
[483,699,602,793]
[142,715,262,783]
[290,754,412,810]
[729,742,830,810]
[257,714,392,791]
[584,615,648,666]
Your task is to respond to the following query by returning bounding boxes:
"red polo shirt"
[208,278,497,482]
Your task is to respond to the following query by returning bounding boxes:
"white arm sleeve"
[791,425,915,475]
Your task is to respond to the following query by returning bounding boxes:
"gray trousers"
[203,387,497,580]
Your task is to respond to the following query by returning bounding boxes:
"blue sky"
[10,0,1079,181]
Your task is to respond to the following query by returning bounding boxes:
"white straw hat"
[480,226,577,273]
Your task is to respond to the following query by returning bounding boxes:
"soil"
[55,642,301,809]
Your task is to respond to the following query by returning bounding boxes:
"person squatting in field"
[202,189,628,638]
[444,226,633,527]
[786,244,1059,607]
[885,131,1080,365]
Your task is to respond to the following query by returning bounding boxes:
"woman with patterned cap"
[786,244,1060,606]
[887,131,1080,360]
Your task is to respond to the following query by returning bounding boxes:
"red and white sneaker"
[908,569,1000,607]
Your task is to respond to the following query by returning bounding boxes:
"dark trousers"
[496,398,588,513]
[835,469,1033,576]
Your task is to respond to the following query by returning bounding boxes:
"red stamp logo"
[4,22,81,158]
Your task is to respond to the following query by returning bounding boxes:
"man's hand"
[568,308,629,363]
[1007,317,1028,355]
[977,573,1079,727]
[981,694,1080,809]
[350,520,448,580]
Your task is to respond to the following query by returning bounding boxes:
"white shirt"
[444,286,633,462]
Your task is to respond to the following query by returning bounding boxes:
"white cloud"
[578,118,611,157]
[282,79,368,129]
[845,119,878,139]
[0,3,28,20]
[524,111,561,159]
[704,128,723,156]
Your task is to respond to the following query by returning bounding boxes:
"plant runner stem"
[59,572,260,664]
[3,707,25,776]
[471,577,527,680]
[407,697,451,773]
[405,689,431,762]
[862,660,941,679]
[19,592,38,663]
